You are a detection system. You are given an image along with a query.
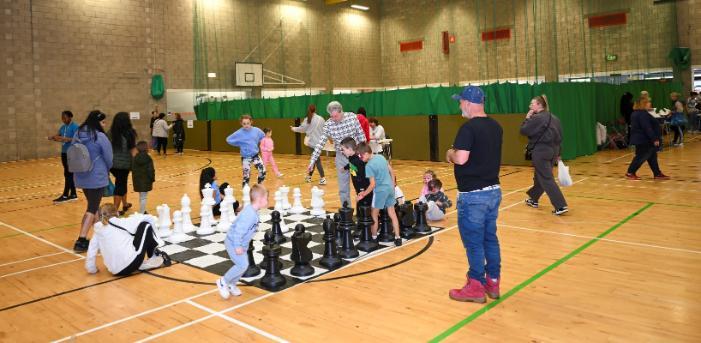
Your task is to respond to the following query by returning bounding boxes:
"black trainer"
[155,249,172,267]
[73,238,89,253]
[552,207,569,215]
[53,195,69,203]
[525,198,539,208]
[66,194,78,202]
[394,238,403,247]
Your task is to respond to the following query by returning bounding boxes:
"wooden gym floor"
[0,135,699,342]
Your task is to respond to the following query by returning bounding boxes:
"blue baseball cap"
[451,86,484,104]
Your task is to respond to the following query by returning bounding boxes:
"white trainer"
[228,284,242,296]
[138,255,164,271]
[216,278,230,299]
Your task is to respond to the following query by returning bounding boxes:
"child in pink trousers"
[260,128,283,177]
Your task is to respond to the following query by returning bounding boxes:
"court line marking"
[602,152,634,164]
[429,202,655,342]
[0,251,66,268]
[0,258,83,279]
[182,300,289,343]
[0,220,84,258]
[500,223,701,255]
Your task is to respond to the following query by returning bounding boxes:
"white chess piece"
[202,184,217,224]
[216,196,231,233]
[169,210,189,243]
[242,183,251,208]
[224,186,237,224]
[181,194,195,233]
[280,185,291,210]
[310,186,325,217]
[273,190,285,214]
[196,203,215,235]
[289,187,306,214]
[157,204,172,238]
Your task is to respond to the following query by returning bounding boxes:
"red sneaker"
[449,278,486,303]
[654,173,670,180]
[625,173,641,180]
[485,277,500,299]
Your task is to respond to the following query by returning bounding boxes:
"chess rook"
[413,201,431,234]
[180,194,195,233]
[338,204,359,259]
[280,185,291,210]
[156,204,172,238]
[196,203,215,235]
[260,231,286,290]
[355,205,379,252]
[290,224,314,277]
[319,216,342,269]
[310,186,325,217]
[398,201,416,239]
[377,208,395,242]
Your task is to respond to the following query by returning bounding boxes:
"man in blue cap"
[445,86,503,304]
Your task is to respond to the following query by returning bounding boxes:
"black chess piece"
[413,201,431,234]
[355,205,379,252]
[398,201,416,239]
[259,229,283,271]
[377,208,395,242]
[270,210,287,244]
[333,213,342,247]
[319,216,343,269]
[241,239,261,277]
[260,230,286,290]
[338,203,359,259]
[290,224,314,277]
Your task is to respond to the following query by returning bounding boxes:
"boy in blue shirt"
[217,184,269,299]
[356,142,402,247]
[226,114,267,187]
[49,110,79,203]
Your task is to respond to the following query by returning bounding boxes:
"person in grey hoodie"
[73,110,113,252]
[520,95,568,215]
[291,104,326,184]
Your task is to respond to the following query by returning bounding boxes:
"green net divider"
[194,80,680,160]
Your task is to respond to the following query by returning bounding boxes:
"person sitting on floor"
[85,204,170,276]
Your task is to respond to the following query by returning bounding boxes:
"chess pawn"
[398,201,416,239]
[377,208,395,242]
[413,201,431,234]
[157,204,172,238]
[242,239,261,278]
[181,194,195,233]
[356,205,379,252]
[270,211,287,244]
[223,186,237,224]
[333,213,342,247]
[273,190,285,215]
[290,224,314,277]
[196,203,215,235]
[280,185,291,210]
[223,185,236,205]
[260,231,286,291]
[289,187,306,214]
[319,216,342,269]
[169,210,189,243]
[310,186,325,217]
[216,200,231,233]
[242,183,251,208]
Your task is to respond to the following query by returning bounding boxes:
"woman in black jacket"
[625,98,670,180]
[108,112,137,214]
[172,113,186,155]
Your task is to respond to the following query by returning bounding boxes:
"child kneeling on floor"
[422,178,452,221]
[217,184,269,299]
[85,204,171,276]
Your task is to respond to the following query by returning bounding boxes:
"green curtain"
[194,81,681,160]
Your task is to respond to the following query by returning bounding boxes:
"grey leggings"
[308,147,325,177]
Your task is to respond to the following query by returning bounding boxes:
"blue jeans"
[223,238,249,285]
[456,188,502,285]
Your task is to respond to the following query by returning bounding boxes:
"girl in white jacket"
[85,204,170,275]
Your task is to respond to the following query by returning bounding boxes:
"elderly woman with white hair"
[307,101,366,206]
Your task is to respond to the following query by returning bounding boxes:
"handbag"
[524,113,553,161]
[104,177,115,197]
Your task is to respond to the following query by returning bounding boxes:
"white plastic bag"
[558,160,573,187]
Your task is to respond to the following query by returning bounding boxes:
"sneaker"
[449,278,486,303]
[155,249,172,267]
[66,194,78,202]
[304,175,312,183]
[525,198,539,208]
[277,173,284,177]
[485,277,500,299]
[625,173,641,181]
[394,238,402,247]
[228,284,242,297]
[53,195,69,203]
[73,238,89,253]
[319,177,327,185]
[552,207,569,215]
[123,203,133,212]
[138,255,164,271]
[654,173,671,180]
[216,278,230,300]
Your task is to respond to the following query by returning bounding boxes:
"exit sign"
[606,54,618,61]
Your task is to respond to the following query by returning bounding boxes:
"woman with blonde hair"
[520,95,569,215]
[625,98,670,180]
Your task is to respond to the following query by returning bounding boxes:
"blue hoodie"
[73,128,113,189]
[226,126,265,158]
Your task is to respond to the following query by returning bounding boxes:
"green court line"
[429,202,654,342]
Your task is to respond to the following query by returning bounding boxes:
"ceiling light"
[350,4,369,11]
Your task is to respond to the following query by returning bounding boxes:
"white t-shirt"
[370,125,386,153]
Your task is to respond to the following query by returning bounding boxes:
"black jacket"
[629,110,660,145]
